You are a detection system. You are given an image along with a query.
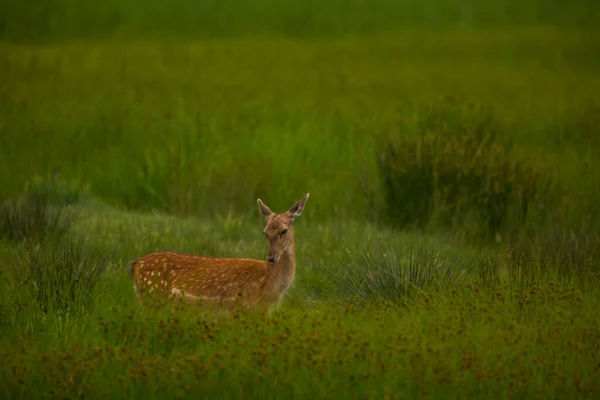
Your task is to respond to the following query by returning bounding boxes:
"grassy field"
[1,0,599,41]
[2,1,600,398]
[1,197,599,399]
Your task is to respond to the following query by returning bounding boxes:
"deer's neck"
[269,241,296,297]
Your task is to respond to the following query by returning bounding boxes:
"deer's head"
[257,193,309,263]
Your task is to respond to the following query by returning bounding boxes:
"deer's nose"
[267,255,276,263]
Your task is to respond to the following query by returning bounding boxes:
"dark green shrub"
[0,174,84,244]
[11,236,113,313]
[377,99,548,238]
[0,190,67,245]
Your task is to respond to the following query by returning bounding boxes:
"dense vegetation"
[1,1,599,398]
[1,0,599,42]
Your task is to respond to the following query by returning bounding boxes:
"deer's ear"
[286,193,309,220]
[257,199,273,218]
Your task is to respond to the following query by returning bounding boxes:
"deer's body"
[130,194,308,312]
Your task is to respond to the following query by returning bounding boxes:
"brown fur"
[130,194,309,312]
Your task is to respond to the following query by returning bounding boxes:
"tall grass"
[1,0,599,42]
[1,31,599,234]
[0,176,80,244]
[376,99,550,236]
[0,185,112,319]
[8,236,113,314]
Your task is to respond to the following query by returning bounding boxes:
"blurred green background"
[1,1,599,239]
[1,0,599,41]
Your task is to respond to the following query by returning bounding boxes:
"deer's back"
[131,251,270,303]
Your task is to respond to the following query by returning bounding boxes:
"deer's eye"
[280,229,288,236]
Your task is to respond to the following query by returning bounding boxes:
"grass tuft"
[8,235,114,314]
[506,226,600,289]
[0,186,73,245]
[323,238,474,306]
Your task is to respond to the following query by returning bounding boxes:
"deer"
[129,193,309,313]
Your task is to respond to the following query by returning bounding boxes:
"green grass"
[2,1,599,42]
[2,29,599,225]
[1,200,599,399]
[1,3,600,397]
[2,290,599,399]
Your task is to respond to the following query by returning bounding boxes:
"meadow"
[1,1,600,398]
